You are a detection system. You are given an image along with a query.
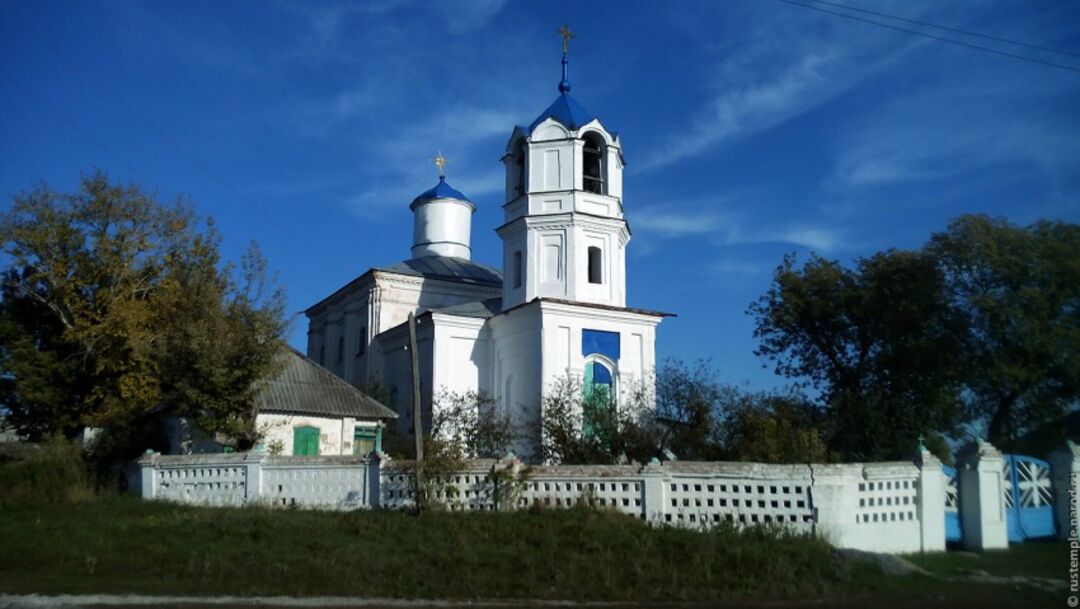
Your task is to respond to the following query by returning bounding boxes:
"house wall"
[257,413,380,456]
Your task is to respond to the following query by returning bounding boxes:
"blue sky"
[2,1,1078,391]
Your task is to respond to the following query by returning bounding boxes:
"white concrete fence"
[137,441,1078,555]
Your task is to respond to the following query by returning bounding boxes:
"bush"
[0,437,96,503]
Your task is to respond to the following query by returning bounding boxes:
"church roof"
[410,176,470,210]
[378,256,502,287]
[430,297,503,319]
[527,92,596,133]
[255,348,397,420]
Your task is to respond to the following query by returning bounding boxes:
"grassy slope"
[0,496,1065,607]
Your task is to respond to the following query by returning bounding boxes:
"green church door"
[293,426,320,456]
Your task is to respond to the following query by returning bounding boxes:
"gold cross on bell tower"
[558,24,574,54]
[433,150,447,178]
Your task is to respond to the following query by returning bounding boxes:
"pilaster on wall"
[138,452,158,499]
[1050,440,1080,542]
[808,464,860,549]
[243,453,264,503]
[916,449,946,552]
[640,460,667,523]
[957,440,1009,550]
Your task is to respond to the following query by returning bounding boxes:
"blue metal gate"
[1003,455,1056,542]
[942,464,963,543]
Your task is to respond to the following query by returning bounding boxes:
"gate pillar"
[957,439,1009,550]
[1050,440,1079,542]
[916,448,946,552]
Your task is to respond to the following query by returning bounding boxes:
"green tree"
[749,250,963,460]
[652,359,728,461]
[0,171,287,455]
[538,374,658,465]
[928,214,1080,449]
[718,391,830,464]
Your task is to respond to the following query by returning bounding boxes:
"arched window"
[515,139,527,196]
[513,250,523,288]
[587,246,602,284]
[583,356,615,438]
[582,133,605,194]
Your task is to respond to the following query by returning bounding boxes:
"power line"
[809,0,1080,58]
[775,0,1080,74]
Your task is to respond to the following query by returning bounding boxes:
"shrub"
[0,437,96,503]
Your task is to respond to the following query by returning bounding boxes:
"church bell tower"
[498,27,629,310]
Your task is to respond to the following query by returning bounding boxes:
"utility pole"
[408,312,424,510]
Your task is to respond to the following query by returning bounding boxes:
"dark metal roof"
[430,297,503,319]
[378,256,502,287]
[255,348,397,420]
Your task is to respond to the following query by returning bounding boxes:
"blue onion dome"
[410,176,473,211]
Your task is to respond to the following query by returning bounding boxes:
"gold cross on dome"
[558,24,574,54]
[433,151,447,177]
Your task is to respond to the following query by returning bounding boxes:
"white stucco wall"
[257,413,380,456]
[306,271,500,389]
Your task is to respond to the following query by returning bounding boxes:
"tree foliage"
[0,171,287,456]
[538,374,658,465]
[749,213,1079,458]
[928,214,1080,450]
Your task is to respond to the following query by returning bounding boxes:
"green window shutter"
[293,426,319,456]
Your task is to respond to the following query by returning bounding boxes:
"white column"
[916,449,946,552]
[640,460,667,523]
[243,453,264,504]
[137,452,158,499]
[1050,440,1080,542]
[808,464,861,549]
[957,440,1009,550]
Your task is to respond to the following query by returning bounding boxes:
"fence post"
[808,464,861,549]
[137,452,158,499]
[243,452,264,504]
[1050,440,1079,542]
[368,453,383,509]
[915,448,945,552]
[640,459,667,523]
[957,440,1008,550]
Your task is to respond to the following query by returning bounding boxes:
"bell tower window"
[512,250,523,288]
[582,133,605,194]
[515,140,526,196]
[587,246,602,284]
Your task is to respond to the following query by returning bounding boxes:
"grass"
[907,539,1068,579]
[0,445,1068,607]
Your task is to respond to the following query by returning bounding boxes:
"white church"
[305,35,670,458]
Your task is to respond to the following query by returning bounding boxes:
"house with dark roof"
[167,348,396,456]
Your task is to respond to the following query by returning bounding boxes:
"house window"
[587,246,602,284]
[337,336,344,363]
[353,426,382,455]
[356,327,366,356]
[582,133,605,194]
[293,426,320,456]
[513,251,523,288]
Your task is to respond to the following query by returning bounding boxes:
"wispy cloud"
[641,52,839,171]
[638,3,929,172]
[633,206,843,253]
[436,0,508,34]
